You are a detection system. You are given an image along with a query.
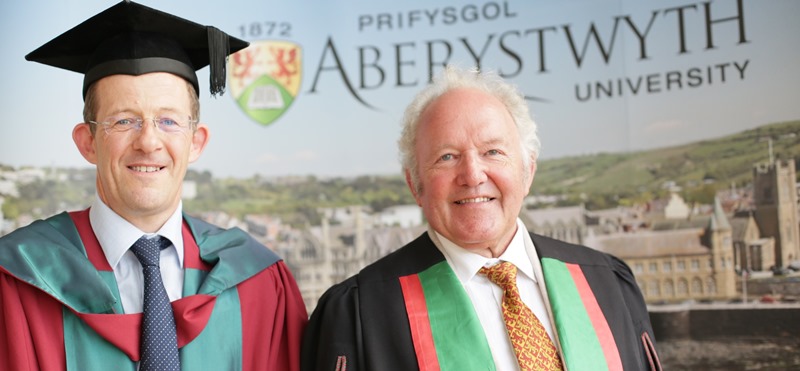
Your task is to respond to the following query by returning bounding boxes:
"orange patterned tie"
[480,261,562,371]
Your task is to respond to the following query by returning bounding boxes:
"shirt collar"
[89,194,185,269]
[435,218,536,284]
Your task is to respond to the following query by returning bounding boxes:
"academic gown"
[301,232,662,371]
[0,209,308,371]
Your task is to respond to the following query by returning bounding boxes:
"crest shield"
[228,40,302,126]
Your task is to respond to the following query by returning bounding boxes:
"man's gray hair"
[398,65,540,190]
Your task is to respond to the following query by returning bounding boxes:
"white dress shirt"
[434,218,556,371]
[89,195,185,314]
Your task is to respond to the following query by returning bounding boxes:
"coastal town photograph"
[3,120,800,369]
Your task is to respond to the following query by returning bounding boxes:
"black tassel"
[207,26,230,97]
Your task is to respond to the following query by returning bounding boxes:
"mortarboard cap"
[25,0,248,99]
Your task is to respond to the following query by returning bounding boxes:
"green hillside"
[532,120,800,209]
[4,120,800,222]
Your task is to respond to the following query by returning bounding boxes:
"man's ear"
[524,156,537,195]
[404,169,422,206]
[188,123,210,163]
[73,123,97,164]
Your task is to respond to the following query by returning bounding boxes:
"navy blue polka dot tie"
[130,236,181,371]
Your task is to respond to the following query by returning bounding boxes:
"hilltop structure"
[752,159,800,268]
[523,158,799,304]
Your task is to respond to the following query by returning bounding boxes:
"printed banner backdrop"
[0,0,798,179]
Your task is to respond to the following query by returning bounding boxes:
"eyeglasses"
[89,116,198,135]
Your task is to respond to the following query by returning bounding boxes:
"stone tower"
[705,197,737,299]
[753,159,800,268]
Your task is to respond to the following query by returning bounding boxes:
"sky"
[1,0,798,179]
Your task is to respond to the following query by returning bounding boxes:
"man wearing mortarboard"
[0,2,308,370]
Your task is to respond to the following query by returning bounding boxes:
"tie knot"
[479,261,518,289]
[130,236,169,267]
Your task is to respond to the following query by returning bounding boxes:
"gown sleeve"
[301,276,364,371]
[609,254,663,371]
[240,260,309,371]
[1,269,68,371]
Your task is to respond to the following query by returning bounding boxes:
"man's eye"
[158,118,179,126]
[440,154,453,161]
[487,149,500,156]
[115,118,136,126]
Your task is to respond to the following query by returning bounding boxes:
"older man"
[302,65,661,371]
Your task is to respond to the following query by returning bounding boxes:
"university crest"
[228,40,302,126]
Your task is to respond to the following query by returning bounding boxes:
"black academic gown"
[301,232,662,371]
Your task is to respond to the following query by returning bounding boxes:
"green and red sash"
[399,258,623,371]
[542,258,623,371]
[399,261,495,371]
